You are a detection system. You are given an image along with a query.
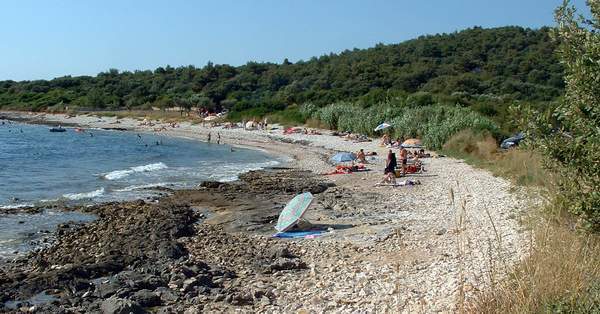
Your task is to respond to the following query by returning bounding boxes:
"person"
[207,132,211,143]
[379,150,397,185]
[217,132,221,145]
[399,147,408,175]
[356,149,367,163]
[381,134,391,146]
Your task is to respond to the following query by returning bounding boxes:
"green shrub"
[311,101,500,149]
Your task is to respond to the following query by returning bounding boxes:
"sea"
[0,120,280,258]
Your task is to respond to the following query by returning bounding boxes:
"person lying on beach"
[376,179,421,187]
[324,164,367,175]
[417,149,431,158]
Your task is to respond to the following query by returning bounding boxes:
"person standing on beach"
[399,147,408,175]
[379,150,397,185]
[207,132,211,143]
[217,132,221,145]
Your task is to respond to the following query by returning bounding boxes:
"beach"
[0,111,540,313]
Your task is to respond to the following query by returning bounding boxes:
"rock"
[199,181,224,189]
[95,280,121,298]
[179,266,195,278]
[130,289,161,307]
[183,306,203,314]
[100,297,145,314]
[264,258,306,273]
[157,242,185,259]
[155,288,179,303]
[309,183,329,194]
[268,246,294,259]
[259,296,271,306]
[195,275,213,288]
[156,306,179,314]
[181,278,198,293]
[436,229,446,235]
[228,292,254,305]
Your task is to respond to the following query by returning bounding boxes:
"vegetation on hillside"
[0,26,562,132]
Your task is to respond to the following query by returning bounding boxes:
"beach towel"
[273,230,325,238]
[376,180,421,187]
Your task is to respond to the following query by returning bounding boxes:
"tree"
[527,0,600,229]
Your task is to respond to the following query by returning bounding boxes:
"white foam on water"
[62,188,105,200]
[102,162,168,180]
[114,182,171,192]
[0,203,34,209]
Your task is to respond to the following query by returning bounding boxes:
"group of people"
[381,134,412,148]
[380,146,426,185]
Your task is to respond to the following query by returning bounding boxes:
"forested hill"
[0,26,563,115]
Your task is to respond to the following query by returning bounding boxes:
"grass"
[442,130,550,188]
[441,131,600,313]
[472,216,600,313]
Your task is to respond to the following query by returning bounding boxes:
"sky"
[0,0,591,81]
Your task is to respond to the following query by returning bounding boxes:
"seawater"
[0,119,280,257]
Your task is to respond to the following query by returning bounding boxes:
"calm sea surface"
[0,119,279,257]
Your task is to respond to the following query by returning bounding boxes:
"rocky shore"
[1,111,541,313]
[0,169,326,313]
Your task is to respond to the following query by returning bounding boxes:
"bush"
[443,129,497,160]
[519,0,600,230]
[310,101,500,149]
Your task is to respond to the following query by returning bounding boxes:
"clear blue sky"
[0,0,590,81]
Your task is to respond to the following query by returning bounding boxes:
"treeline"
[0,26,563,128]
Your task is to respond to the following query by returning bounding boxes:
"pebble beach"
[0,111,541,313]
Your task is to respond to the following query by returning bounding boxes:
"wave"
[102,162,168,180]
[0,203,34,209]
[62,188,104,201]
[113,182,172,192]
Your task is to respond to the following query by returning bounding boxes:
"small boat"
[74,127,85,132]
[49,127,66,132]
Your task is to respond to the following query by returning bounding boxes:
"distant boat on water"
[49,127,66,132]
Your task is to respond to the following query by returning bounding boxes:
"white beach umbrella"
[374,123,391,132]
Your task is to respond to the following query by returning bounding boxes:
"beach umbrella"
[374,123,391,132]
[275,192,314,232]
[401,138,423,148]
[330,152,357,164]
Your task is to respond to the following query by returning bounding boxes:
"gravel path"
[3,112,540,312]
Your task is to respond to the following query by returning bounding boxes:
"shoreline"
[0,110,539,312]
